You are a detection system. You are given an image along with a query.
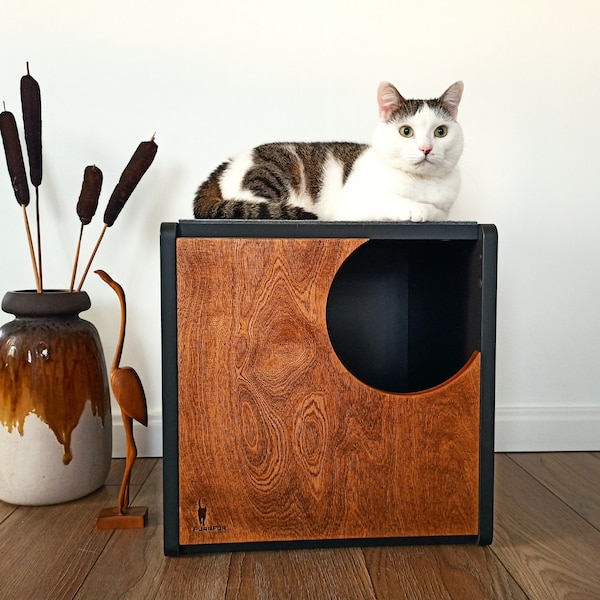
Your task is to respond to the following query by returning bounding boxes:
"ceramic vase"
[0,290,112,505]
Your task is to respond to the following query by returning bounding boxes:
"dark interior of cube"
[326,239,482,393]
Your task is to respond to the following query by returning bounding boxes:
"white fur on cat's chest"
[315,149,460,221]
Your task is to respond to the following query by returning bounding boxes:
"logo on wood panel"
[192,499,227,533]
[198,500,206,525]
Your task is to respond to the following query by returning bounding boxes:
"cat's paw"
[407,204,446,222]
[407,206,428,222]
[382,206,426,222]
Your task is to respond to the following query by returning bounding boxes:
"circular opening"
[325,240,474,393]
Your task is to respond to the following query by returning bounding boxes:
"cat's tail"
[193,162,318,220]
[194,197,318,220]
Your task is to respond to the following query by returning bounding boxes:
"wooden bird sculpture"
[95,269,149,530]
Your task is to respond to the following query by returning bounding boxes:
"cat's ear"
[439,81,464,120]
[377,82,404,121]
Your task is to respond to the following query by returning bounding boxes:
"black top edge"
[172,220,481,240]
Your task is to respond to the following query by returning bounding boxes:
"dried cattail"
[76,136,158,291]
[0,110,30,206]
[77,165,103,225]
[0,108,41,292]
[20,63,43,289]
[103,137,157,226]
[20,64,42,187]
[70,165,103,291]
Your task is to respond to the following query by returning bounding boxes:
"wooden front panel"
[175,237,480,546]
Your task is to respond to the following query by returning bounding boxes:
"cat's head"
[372,81,464,176]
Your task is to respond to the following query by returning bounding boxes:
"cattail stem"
[35,186,43,290]
[22,205,42,292]
[76,223,107,292]
[69,223,85,292]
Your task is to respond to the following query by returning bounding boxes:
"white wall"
[1,1,599,454]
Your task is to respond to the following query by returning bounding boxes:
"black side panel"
[160,222,181,556]
[477,224,498,545]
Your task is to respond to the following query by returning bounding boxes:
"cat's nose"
[421,146,432,155]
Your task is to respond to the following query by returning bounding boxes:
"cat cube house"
[161,220,497,555]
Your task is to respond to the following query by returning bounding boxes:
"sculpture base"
[96,506,148,530]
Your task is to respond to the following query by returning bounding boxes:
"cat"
[193,81,464,221]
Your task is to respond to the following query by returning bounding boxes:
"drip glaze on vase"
[0,290,112,505]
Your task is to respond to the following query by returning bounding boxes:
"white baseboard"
[495,406,600,452]
[110,407,600,457]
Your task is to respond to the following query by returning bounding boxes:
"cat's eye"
[434,126,448,138]
[399,126,413,138]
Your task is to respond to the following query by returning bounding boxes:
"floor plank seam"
[0,504,19,525]
[488,545,532,600]
[73,549,110,600]
[506,454,600,534]
[360,548,379,600]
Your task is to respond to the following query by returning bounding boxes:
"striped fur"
[193,81,464,221]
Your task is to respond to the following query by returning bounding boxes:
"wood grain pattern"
[226,547,377,600]
[79,460,232,599]
[175,238,481,547]
[0,458,155,599]
[363,545,527,600]
[493,454,600,600]
[510,452,600,530]
[1,455,600,598]
[75,459,164,598]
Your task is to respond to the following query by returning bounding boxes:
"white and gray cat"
[193,81,464,221]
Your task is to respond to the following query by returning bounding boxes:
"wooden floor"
[1,453,599,599]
